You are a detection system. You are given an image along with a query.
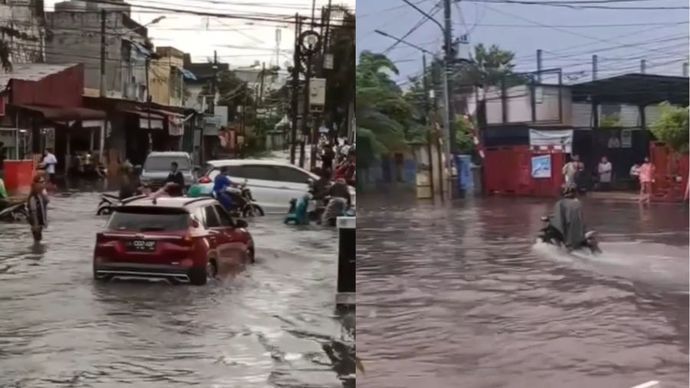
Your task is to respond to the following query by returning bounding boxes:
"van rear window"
[107,208,190,232]
[144,156,191,172]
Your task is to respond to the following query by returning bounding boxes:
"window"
[192,208,205,226]
[144,156,191,172]
[108,209,189,232]
[203,206,221,228]
[214,205,234,227]
[240,165,279,181]
[275,166,311,184]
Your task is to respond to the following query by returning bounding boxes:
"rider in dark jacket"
[549,186,587,250]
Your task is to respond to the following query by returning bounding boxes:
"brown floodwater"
[357,192,688,388]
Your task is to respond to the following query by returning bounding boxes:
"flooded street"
[0,191,350,388]
[357,193,689,388]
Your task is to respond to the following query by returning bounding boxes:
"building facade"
[0,0,45,69]
[45,0,149,100]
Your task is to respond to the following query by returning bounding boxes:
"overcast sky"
[357,0,689,85]
[45,0,355,69]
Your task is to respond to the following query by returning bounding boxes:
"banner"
[529,129,573,153]
[531,154,552,178]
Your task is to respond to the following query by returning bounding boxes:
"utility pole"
[536,49,543,82]
[443,0,454,157]
[640,59,646,74]
[99,9,106,97]
[422,55,435,199]
[300,51,311,169]
[592,54,598,80]
[258,62,266,103]
[290,14,301,165]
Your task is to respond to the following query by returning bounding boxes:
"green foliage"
[202,70,255,122]
[454,116,475,154]
[599,113,622,128]
[356,51,414,166]
[355,43,520,166]
[652,102,689,153]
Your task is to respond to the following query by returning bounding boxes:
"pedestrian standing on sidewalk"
[27,174,48,242]
[40,148,58,187]
[562,154,581,190]
[629,162,641,190]
[597,156,613,191]
[638,157,655,204]
[321,143,335,177]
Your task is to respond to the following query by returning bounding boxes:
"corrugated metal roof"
[0,63,78,88]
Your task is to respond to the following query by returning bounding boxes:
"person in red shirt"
[334,153,355,186]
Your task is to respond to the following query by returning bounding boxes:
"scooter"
[96,193,122,216]
[0,201,28,222]
[538,216,601,254]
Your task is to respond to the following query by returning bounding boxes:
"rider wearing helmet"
[212,167,235,211]
[549,186,587,250]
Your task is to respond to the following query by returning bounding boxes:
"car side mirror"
[235,219,248,228]
[190,218,200,228]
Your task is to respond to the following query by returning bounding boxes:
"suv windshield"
[107,208,190,232]
[144,156,191,172]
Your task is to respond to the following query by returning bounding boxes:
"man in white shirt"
[41,148,58,185]
[597,156,613,191]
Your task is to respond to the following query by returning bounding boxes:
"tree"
[356,51,413,167]
[201,70,255,122]
[652,102,689,153]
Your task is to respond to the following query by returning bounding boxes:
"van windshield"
[144,156,191,172]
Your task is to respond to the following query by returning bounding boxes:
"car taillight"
[198,176,211,184]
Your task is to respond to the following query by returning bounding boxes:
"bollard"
[630,381,660,388]
[335,216,355,308]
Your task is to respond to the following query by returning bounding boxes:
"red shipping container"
[3,160,35,195]
[650,142,688,202]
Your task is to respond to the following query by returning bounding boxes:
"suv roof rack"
[183,197,214,207]
[121,194,149,204]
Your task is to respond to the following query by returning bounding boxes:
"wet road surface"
[0,191,351,388]
[357,192,688,388]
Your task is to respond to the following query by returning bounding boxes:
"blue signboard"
[531,155,552,178]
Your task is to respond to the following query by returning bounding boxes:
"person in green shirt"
[0,177,7,199]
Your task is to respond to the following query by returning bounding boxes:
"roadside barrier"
[335,216,355,308]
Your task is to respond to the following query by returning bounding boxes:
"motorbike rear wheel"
[242,204,265,217]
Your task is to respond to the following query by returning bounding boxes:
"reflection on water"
[357,193,689,388]
[0,192,347,387]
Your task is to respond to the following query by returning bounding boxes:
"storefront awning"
[11,104,106,121]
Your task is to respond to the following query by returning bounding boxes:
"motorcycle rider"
[549,186,587,251]
[165,162,185,187]
[321,178,352,226]
[212,167,236,211]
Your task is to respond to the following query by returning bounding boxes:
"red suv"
[93,196,254,285]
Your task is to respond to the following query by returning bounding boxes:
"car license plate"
[126,240,156,252]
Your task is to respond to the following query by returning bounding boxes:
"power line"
[466,0,689,10]
[482,3,688,61]
[383,1,442,54]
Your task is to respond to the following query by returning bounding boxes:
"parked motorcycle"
[537,216,601,254]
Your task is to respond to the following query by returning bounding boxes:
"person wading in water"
[27,175,49,242]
